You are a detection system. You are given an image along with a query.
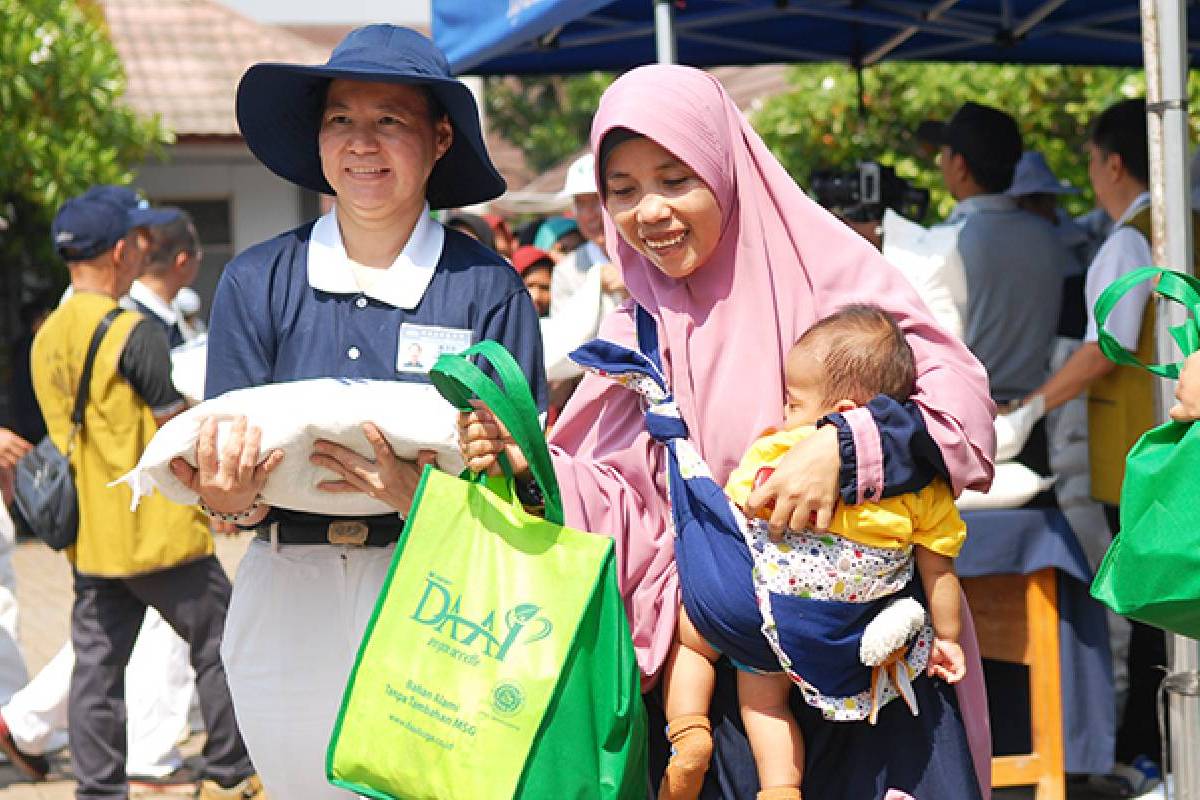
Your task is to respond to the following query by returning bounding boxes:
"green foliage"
[752,62,1200,222]
[485,73,613,172]
[0,0,171,283]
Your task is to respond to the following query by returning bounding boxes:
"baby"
[659,304,968,800]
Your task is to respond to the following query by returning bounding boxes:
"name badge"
[397,323,472,374]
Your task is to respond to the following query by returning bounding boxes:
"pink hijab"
[547,65,995,789]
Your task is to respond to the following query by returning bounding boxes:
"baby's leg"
[659,606,720,800]
[738,670,804,800]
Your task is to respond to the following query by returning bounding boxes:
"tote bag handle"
[1095,266,1200,378]
[430,341,564,526]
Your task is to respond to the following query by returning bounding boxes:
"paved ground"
[0,534,1160,800]
[0,534,251,799]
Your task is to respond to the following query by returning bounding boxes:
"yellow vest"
[1087,208,1200,505]
[30,293,212,577]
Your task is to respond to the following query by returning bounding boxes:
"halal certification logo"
[491,682,525,716]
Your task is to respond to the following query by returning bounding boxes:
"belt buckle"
[327,520,369,546]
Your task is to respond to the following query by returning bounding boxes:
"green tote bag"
[1090,267,1200,638]
[326,341,647,800]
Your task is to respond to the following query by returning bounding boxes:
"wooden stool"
[962,568,1066,800]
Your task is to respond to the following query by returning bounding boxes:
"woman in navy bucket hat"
[236,24,504,209]
[171,25,546,799]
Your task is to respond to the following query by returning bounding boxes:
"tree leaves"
[0,0,169,282]
[753,62,1193,222]
[485,73,613,173]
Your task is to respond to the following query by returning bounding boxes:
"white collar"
[307,205,445,309]
[127,280,178,325]
[1113,191,1152,228]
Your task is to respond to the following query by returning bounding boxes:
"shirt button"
[347,346,361,360]
[355,297,368,309]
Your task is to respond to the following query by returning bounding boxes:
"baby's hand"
[927,638,966,684]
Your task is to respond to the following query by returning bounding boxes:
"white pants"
[2,609,195,776]
[221,540,393,800]
[0,502,29,705]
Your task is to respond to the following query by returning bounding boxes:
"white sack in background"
[115,378,464,516]
[169,335,207,406]
[956,462,1056,511]
[881,210,968,340]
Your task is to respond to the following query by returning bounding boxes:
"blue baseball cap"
[51,185,180,261]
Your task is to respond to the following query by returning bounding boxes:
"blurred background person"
[484,212,516,260]
[925,102,1066,494]
[123,209,202,349]
[533,215,582,263]
[511,245,554,317]
[445,210,497,252]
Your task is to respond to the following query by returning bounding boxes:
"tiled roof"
[102,0,330,137]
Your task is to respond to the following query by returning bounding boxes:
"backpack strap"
[68,307,124,446]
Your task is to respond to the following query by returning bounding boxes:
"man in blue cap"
[168,26,546,799]
[29,186,261,799]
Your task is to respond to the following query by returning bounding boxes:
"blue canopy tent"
[433,0,1199,76]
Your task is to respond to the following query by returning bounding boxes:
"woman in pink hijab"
[462,65,996,799]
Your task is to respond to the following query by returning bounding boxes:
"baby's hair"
[793,304,916,406]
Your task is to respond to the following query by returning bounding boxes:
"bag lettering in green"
[327,341,647,799]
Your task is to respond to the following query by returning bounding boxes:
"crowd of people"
[0,19,1188,800]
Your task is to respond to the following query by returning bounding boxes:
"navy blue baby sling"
[571,306,983,799]
[571,308,929,708]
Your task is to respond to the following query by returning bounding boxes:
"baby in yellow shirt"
[659,304,967,800]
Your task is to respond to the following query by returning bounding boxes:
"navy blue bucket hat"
[236,25,504,210]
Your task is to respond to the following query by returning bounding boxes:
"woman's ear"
[433,115,453,162]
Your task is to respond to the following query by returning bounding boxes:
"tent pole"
[654,0,677,64]
[1141,0,1200,796]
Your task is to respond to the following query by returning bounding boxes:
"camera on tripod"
[809,162,930,223]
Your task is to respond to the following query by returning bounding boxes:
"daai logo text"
[411,573,552,661]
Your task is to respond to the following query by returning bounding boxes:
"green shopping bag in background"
[326,341,647,799]
[1090,267,1200,638]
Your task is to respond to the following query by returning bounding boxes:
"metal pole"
[654,0,676,64]
[1140,0,1200,797]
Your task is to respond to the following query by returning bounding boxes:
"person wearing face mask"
[460,65,996,800]
[169,26,545,799]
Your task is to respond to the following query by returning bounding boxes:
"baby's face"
[783,347,833,429]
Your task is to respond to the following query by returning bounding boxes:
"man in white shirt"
[1026,100,1153,415]
[550,153,626,315]
[124,211,202,348]
[541,153,628,412]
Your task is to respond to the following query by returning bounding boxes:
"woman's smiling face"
[602,135,722,280]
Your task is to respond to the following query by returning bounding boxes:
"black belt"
[254,517,403,547]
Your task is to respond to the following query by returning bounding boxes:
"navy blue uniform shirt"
[205,210,547,522]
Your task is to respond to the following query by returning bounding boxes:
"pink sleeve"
[548,309,679,689]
